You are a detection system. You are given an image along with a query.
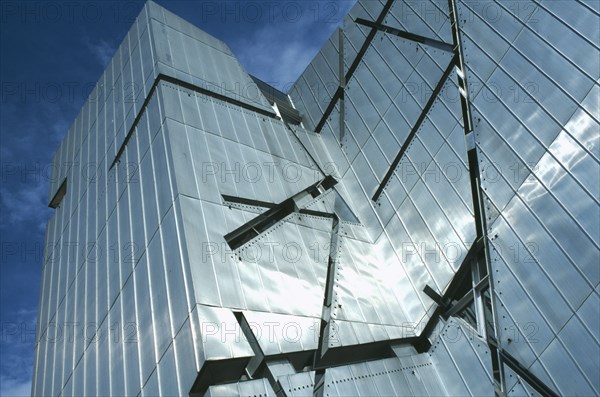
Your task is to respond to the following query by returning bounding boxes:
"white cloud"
[0,307,37,396]
[84,37,115,67]
[0,376,31,397]
[0,179,51,233]
[15,308,38,318]
[232,6,345,91]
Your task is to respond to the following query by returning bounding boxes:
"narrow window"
[48,178,67,209]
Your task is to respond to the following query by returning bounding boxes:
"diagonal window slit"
[49,178,67,209]
[372,53,458,202]
[500,349,559,397]
[224,176,338,250]
[110,73,278,171]
[354,18,454,53]
[314,0,395,133]
[222,195,276,210]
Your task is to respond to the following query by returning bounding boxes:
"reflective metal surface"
[33,0,599,396]
[458,0,600,395]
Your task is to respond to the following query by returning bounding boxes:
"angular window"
[48,178,67,209]
[224,176,338,250]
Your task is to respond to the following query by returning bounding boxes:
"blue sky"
[0,1,354,394]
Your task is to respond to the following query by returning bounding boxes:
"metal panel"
[121,262,141,394]
[385,0,451,43]
[504,364,543,397]
[236,214,330,318]
[150,125,175,221]
[193,304,254,362]
[459,1,600,396]
[141,368,159,397]
[139,140,160,244]
[322,355,446,397]
[177,195,222,308]
[147,220,173,361]
[202,199,247,309]
[334,235,411,327]
[150,18,272,113]
[429,319,494,396]
[107,294,125,396]
[279,371,315,397]
[325,319,415,349]
[173,316,199,397]
[133,252,157,387]
[205,378,276,397]
[160,206,193,333]
[539,337,596,396]
[34,0,600,396]
[157,343,179,396]
[163,118,200,199]
[242,311,319,356]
